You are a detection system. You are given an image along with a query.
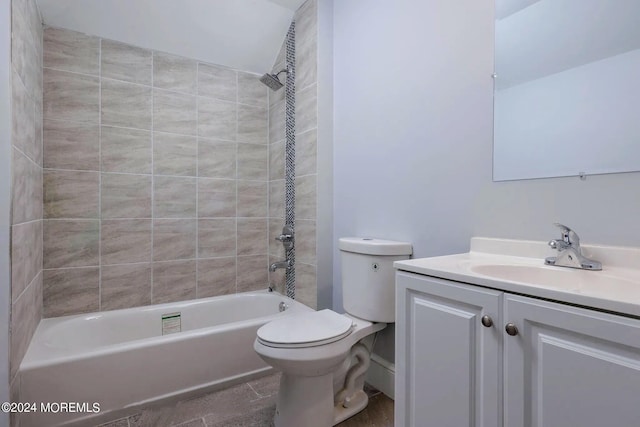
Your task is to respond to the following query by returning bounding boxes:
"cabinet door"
[396,272,502,427]
[504,294,640,427]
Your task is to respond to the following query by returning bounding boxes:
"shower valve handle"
[275,226,294,250]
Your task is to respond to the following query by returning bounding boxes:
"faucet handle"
[553,223,580,248]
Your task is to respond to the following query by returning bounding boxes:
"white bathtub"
[19,291,312,427]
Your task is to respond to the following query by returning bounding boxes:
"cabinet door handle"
[481,315,493,327]
[505,323,519,336]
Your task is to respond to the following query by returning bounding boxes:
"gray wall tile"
[295,174,316,220]
[295,0,318,91]
[101,126,152,174]
[197,257,236,297]
[39,29,293,313]
[10,225,27,302]
[101,78,152,129]
[238,72,268,107]
[295,219,316,264]
[43,220,99,268]
[238,180,267,218]
[101,39,152,85]
[11,273,42,378]
[268,141,284,181]
[198,139,236,179]
[198,219,236,258]
[12,148,42,224]
[296,35,317,92]
[11,71,35,156]
[153,52,197,94]
[153,133,197,176]
[268,100,285,143]
[268,180,284,218]
[101,219,152,265]
[11,2,42,98]
[11,220,42,302]
[44,170,99,218]
[198,63,236,101]
[11,0,43,382]
[297,129,317,176]
[43,267,99,317]
[198,97,236,140]
[295,263,317,309]
[44,68,99,123]
[152,260,197,304]
[237,218,267,256]
[101,173,152,218]
[236,255,268,293]
[198,178,236,218]
[154,176,197,218]
[237,104,268,144]
[295,0,318,41]
[153,219,196,261]
[237,144,268,180]
[44,120,99,171]
[153,89,197,135]
[101,263,152,310]
[296,84,317,134]
[269,219,286,258]
[33,95,43,166]
[44,27,99,75]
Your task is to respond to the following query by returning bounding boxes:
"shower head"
[259,68,287,91]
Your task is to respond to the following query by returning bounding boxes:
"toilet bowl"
[254,310,386,426]
[254,237,412,427]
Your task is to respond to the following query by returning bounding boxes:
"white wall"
[333,0,494,309]
[332,0,640,362]
[332,0,494,361]
[0,0,12,423]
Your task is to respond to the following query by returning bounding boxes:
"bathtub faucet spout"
[269,260,291,272]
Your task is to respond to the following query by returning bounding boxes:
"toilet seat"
[257,309,354,348]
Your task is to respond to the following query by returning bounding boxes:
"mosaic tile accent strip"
[284,22,296,299]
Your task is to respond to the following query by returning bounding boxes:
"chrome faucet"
[269,260,291,272]
[545,223,601,270]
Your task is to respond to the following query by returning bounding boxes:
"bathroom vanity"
[394,238,640,427]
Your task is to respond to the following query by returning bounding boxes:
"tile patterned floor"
[98,373,393,427]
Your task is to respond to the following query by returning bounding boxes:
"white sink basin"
[394,237,640,316]
[470,264,637,292]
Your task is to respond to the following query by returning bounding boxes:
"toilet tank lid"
[339,237,413,256]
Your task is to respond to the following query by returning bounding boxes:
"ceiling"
[36,0,306,74]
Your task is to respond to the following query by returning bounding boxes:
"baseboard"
[366,354,395,400]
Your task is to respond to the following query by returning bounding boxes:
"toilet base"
[274,373,334,427]
[333,389,368,425]
[273,374,370,427]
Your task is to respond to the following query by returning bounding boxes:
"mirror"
[493,0,640,181]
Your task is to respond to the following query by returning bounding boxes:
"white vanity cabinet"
[395,271,503,427]
[396,271,640,427]
[504,293,640,427]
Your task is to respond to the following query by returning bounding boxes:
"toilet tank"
[339,237,412,323]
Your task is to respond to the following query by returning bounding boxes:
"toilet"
[254,237,412,427]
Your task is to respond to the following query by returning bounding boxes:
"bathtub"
[19,291,312,427]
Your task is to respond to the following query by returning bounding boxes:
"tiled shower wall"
[269,0,318,308]
[42,27,272,317]
[10,0,43,406]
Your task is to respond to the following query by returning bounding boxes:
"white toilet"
[254,237,412,427]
